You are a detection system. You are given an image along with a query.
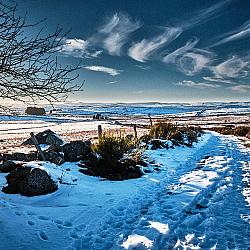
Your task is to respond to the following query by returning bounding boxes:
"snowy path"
[0,132,249,249]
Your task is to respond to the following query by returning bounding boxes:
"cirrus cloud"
[176,80,220,89]
[92,13,141,56]
[228,84,250,93]
[128,27,182,62]
[177,50,213,76]
[83,66,122,76]
[212,56,249,78]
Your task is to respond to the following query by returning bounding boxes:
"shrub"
[93,134,135,163]
[212,126,250,137]
[149,122,176,139]
[149,122,202,147]
[233,126,250,137]
[82,133,143,180]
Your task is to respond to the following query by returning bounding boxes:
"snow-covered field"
[0,131,249,249]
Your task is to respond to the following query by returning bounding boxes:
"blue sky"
[19,0,250,103]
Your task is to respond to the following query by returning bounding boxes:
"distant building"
[25,107,46,115]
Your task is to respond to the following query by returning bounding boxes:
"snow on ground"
[0,117,120,141]
[0,132,249,249]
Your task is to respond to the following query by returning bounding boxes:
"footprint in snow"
[54,219,64,229]
[28,220,35,226]
[39,231,48,241]
[15,211,22,216]
[63,221,73,227]
[54,219,63,224]
[38,215,49,221]
[26,211,36,216]
[70,231,79,239]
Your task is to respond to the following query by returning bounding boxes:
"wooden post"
[98,125,103,140]
[149,114,153,127]
[133,124,137,139]
[30,132,46,161]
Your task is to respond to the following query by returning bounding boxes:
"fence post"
[133,124,137,139]
[30,132,46,161]
[149,114,153,127]
[98,125,103,140]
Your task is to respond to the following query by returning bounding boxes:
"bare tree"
[0,2,83,109]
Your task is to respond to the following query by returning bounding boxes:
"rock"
[22,129,64,146]
[44,147,64,165]
[1,152,37,162]
[0,160,23,173]
[2,167,57,196]
[25,107,46,115]
[63,140,93,162]
[78,157,142,181]
[150,139,166,150]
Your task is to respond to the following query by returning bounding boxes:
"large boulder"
[0,160,23,173]
[25,107,46,115]
[22,129,64,146]
[63,140,93,162]
[2,167,57,196]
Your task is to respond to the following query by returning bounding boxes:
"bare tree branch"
[0,2,83,106]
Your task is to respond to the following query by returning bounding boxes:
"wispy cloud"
[228,84,250,93]
[211,20,250,47]
[136,64,152,71]
[181,0,231,30]
[128,27,182,62]
[92,13,141,56]
[177,49,213,76]
[162,38,199,63]
[83,66,122,76]
[105,80,118,85]
[60,38,102,58]
[132,90,144,95]
[203,76,235,84]
[176,80,220,89]
[212,56,249,78]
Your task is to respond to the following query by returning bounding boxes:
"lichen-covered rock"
[0,160,23,173]
[1,152,37,162]
[22,129,64,146]
[44,149,64,165]
[2,167,57,196]
[63,140,93,162]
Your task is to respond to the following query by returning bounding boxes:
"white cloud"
[83,66,121,76]
[94,13,141,56]
[228,84,250,93]
[211,20,250,47]
[181,0,231,29]
[212,56,249,78]
[60,38,102,58]
[128,27,182,62]
[176,80,220,89]
[163,38,199,64]
[177,50,213,76]
[203,76,235,84]
[105,80,118,85]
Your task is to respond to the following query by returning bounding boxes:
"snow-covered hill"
[0,132,249,249]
